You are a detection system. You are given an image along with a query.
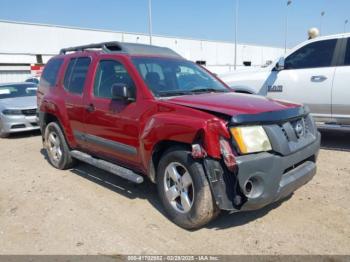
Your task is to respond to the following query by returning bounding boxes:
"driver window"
[93,60,136,99]
[284,39,337,70]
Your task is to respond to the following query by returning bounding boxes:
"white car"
[220,33,350,128]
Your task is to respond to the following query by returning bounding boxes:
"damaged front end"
[198,106,321,211]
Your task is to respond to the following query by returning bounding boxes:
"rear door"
[62,56,92,150]
[331,37,350,124]
[267,39,338,122]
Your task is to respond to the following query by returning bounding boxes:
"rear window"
[0,84,37,99]
[63,57,91,94]
[40,58,64,87]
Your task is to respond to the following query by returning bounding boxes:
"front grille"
[277,116,311,142]
[21,109,37,116]
[280,125,290,141]
[263,114,316,156]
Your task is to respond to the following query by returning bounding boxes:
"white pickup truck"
[220,33,350,129]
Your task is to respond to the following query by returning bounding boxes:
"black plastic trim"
[73,131,137,155]
[231,106,309,125]
[335,37,348,66]
[203,158,243,211]
[331,38,345,67]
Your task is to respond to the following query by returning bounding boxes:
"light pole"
[345,19,349,33]
[284,0,292,54]
[234,0,239,70]
[320,11,325,35]
[148,0,153,45]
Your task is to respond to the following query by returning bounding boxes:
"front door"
[83,57,141,168]
[267,39,338,122]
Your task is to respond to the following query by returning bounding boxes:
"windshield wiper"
[157,90,192,97]
[190,88,228,93]
[157,88,228,97]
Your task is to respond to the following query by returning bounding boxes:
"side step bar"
[70,150,144,184]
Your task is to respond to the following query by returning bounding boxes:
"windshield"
[0,84,37,99]
[132,57,229,97]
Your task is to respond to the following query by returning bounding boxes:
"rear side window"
[285,39,337,69]
[63,57,91,94]
[343,38,350,65]
[41,58,64,87]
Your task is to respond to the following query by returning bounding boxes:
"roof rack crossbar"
[59,41,123,55]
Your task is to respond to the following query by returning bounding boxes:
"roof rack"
[59,41,183,58]
[59,41,123,54]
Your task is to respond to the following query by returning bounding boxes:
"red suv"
[37,42,320,229]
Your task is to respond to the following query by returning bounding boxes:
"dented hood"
[167,92,301,117]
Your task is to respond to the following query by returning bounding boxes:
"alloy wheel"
[163,162,194,213]
[47,131,62,164]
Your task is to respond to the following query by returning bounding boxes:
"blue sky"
[0,0,349,48]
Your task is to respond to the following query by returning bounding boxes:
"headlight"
[230,126,272,154]
[2,109,23,115]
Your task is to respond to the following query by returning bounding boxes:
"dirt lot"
[0,130,349,255]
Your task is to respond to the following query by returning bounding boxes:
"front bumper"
[0,114,40,134]
[204,132,320,211]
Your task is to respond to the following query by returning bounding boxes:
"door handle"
[86,103,95,113]
[66,103,74,109]
[311,75,327,82]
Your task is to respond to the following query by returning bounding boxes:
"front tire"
[0,120,9,138]
[0,130,9,138]
[157,147,219,229]
[44,122,75,169]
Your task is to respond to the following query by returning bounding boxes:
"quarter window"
[40,58,64,87]
[285,39,337,69]
[63,57,91,94]
[93,60,136,99]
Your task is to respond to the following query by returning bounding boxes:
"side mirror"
[111,83,134,102]
[275,57,285,71]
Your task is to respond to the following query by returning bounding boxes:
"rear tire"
[44,122,76,170]
[157,147,219,229]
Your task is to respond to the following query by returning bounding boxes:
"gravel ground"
[0,130,349,255]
